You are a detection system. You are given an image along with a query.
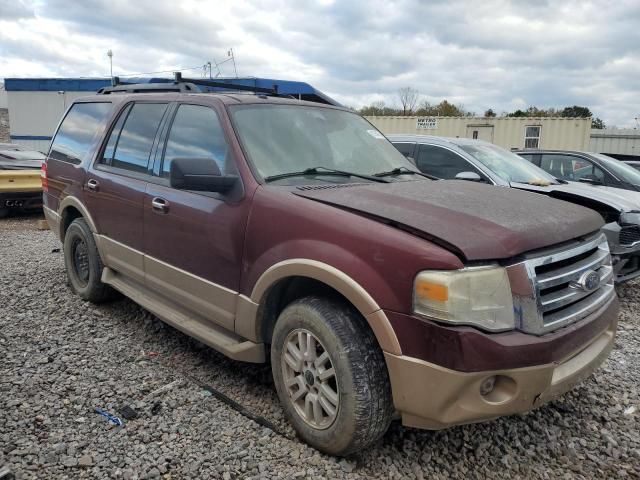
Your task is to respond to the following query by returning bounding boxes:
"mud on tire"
[270,295,394,456]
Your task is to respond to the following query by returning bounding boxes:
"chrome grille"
[507,233,615,335]
[620,225,640,246]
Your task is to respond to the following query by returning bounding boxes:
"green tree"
[434,100,467,116]
[484,108,496,117]
[561,105,593,118]
[591,117,606,129]
[507,109,528,117]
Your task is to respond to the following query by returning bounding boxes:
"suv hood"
[294,180,603,261]
[511,181,640,214]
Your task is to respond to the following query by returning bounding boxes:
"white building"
[4,78,112,152]
[365,115,593,151]
[589,128,640,160]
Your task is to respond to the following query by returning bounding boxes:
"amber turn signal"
[415,280,449,302]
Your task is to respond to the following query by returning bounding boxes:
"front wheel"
[271,296,394,455]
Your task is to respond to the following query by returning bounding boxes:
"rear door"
[84,101,169,283]
[45,102,113,213]
[143,102,249,331]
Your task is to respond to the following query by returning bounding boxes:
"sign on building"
[416,117,438,130]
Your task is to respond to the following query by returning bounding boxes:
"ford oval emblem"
[576,270,600,292]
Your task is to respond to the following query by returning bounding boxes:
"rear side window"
[161,104,229,177]
[540,154,605,182]
[49,102,112,164]
[392,142,416,159]
[416,144,477,179]
[101,103,167,173]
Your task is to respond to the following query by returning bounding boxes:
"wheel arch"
[58,196,99,240]
[242,259,402,355]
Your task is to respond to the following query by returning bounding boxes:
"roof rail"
[173,72,280,95]
[96,76,199,94]
[97,72,280,96]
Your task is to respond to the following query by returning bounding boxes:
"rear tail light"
[41,162,48,192]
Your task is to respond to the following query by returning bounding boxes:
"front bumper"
[602,221,640,282]
[385,298,618,430]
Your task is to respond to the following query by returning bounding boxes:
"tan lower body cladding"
[385,323,615,430]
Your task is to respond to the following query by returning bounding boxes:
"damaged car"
[389,135,640,282]
[43,82,618,455]
[0,147,46,218]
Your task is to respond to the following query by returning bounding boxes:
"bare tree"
[398,87,419,116]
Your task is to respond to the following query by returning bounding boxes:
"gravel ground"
[1,214,639,479]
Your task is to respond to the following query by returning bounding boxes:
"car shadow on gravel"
[94,295,294,433]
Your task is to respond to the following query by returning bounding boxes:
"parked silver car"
[388,134,640,282]
[516,150,640,193]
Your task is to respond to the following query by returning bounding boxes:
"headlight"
[413,266,515,331]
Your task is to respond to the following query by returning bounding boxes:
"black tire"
[63,218,112,303]
[271,296,394,456]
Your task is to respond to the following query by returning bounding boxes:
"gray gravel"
[1,214,639,479]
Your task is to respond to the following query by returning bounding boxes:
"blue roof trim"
[10,135,52,140]
[4,76,340,106]
[5,78,112,91]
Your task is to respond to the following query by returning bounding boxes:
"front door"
[84,101,169,283]
[143,103,250,331]
[466,125,494,142]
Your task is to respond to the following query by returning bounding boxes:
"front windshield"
[230,104,416,181]
[459,143,558,184]
[591,153,640,185]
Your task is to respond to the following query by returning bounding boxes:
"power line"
[113,49,238,79]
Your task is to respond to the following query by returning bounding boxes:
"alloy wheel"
[281,328,339,429]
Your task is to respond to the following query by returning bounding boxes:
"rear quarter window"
[49,102,112,164]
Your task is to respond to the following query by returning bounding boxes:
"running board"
[102,267,265,363]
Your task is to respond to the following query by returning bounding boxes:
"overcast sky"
[1,0,638,126]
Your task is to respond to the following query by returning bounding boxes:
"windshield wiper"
[373,166,438,180]
[264,166,390,183]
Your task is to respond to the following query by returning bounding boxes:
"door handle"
[151,197,170,213]
[86,179,99,191]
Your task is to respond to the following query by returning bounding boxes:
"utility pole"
[107,50,114,85]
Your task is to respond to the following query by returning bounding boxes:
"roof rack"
[97,72,280,96]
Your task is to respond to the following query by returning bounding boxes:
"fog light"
[480,376,496,396]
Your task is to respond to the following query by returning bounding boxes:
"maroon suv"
[43,88,618,455]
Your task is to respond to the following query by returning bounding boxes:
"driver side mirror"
[170,157,237,193]
[455,171,484,182]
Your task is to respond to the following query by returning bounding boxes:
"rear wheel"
[63,218,113,303]
[271,296,394,455]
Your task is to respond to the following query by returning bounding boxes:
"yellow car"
[0,147,46,218]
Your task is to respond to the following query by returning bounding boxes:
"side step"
[102,267,265,363]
